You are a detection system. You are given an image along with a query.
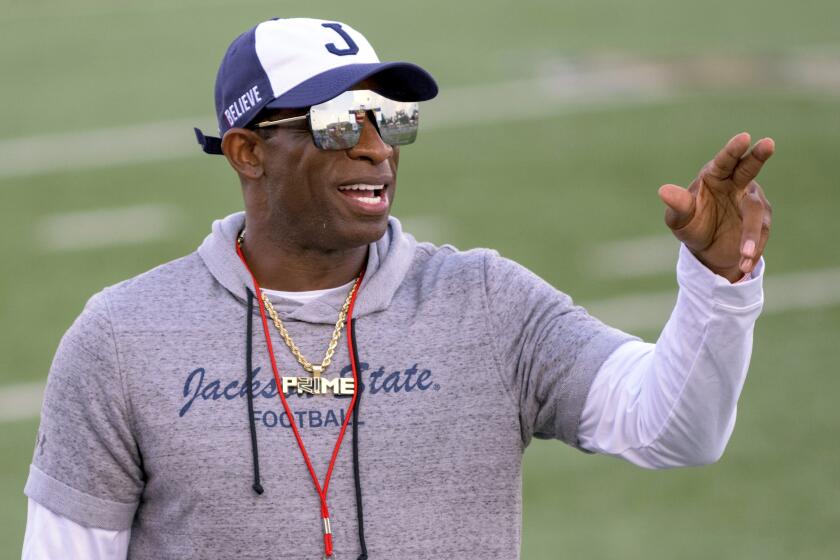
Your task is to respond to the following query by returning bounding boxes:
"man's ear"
[222,128,265,179]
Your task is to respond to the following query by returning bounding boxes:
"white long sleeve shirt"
[22,243,764,559]
[578,243,763,467]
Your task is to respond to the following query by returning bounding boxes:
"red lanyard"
[236,240,363,558]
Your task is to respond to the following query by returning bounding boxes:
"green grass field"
[2,0,839,557]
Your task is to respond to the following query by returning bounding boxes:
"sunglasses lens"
[308,90,419,150]
[375,98,419,146]
[310,91,363,150]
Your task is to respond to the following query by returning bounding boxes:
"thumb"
[658,183,696,230]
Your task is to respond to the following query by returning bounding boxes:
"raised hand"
[658,133,774,282]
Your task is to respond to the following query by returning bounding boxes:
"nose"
[346,111,393,164]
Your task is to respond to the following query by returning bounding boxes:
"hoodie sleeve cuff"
[24,464,138,530]
[676,243,765,310]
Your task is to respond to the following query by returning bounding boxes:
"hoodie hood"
[197,211,417,324]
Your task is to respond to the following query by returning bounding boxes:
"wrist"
[687,249,743,283]
[677,244,764,311]
[716,267,747,284]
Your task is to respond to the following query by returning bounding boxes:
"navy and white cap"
[195,18,439,155]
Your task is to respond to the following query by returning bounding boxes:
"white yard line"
[421,76,673,131]
[397,215,452,245]
[3,264,839,423]
[36,204,179,251]
[0,118,214,180]
[588,234,681,278]
[585,265,840,332]
[0,381,45,423]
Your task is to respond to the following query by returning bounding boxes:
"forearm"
[577,243,765,468]
[22,499,130,560]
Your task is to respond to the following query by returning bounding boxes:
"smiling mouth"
[337,183,387,205]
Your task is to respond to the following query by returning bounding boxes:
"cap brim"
[264,62,438,110]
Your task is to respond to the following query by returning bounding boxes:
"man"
[23,17,772,559]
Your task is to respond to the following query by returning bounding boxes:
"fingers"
[738,183,768,274]
[732,137,776,188]
[658,183,696,230]
[705,132,752,181]
[752,185,772,267]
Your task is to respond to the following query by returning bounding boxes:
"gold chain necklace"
[260,281,359,377]
[238,229,360,379]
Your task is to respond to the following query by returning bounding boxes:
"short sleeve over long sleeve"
[482,252,636,446]
[25,291,143,530]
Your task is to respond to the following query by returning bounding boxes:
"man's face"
[254,83,400,253]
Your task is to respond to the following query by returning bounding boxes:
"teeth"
[357,196,382,204]
[338,184,383,191]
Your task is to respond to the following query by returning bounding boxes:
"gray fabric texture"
[26,212,634,559]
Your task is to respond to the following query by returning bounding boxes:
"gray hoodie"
[26,212,632,559]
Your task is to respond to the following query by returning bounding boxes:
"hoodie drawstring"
[348,317,369,560]
[245,288,264,495]
[243,291,368,558]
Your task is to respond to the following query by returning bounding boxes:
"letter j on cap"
[322,23,359,56]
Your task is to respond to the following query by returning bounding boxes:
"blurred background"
[2,0,839,557]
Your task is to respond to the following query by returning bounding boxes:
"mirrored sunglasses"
[252,89,420,150]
